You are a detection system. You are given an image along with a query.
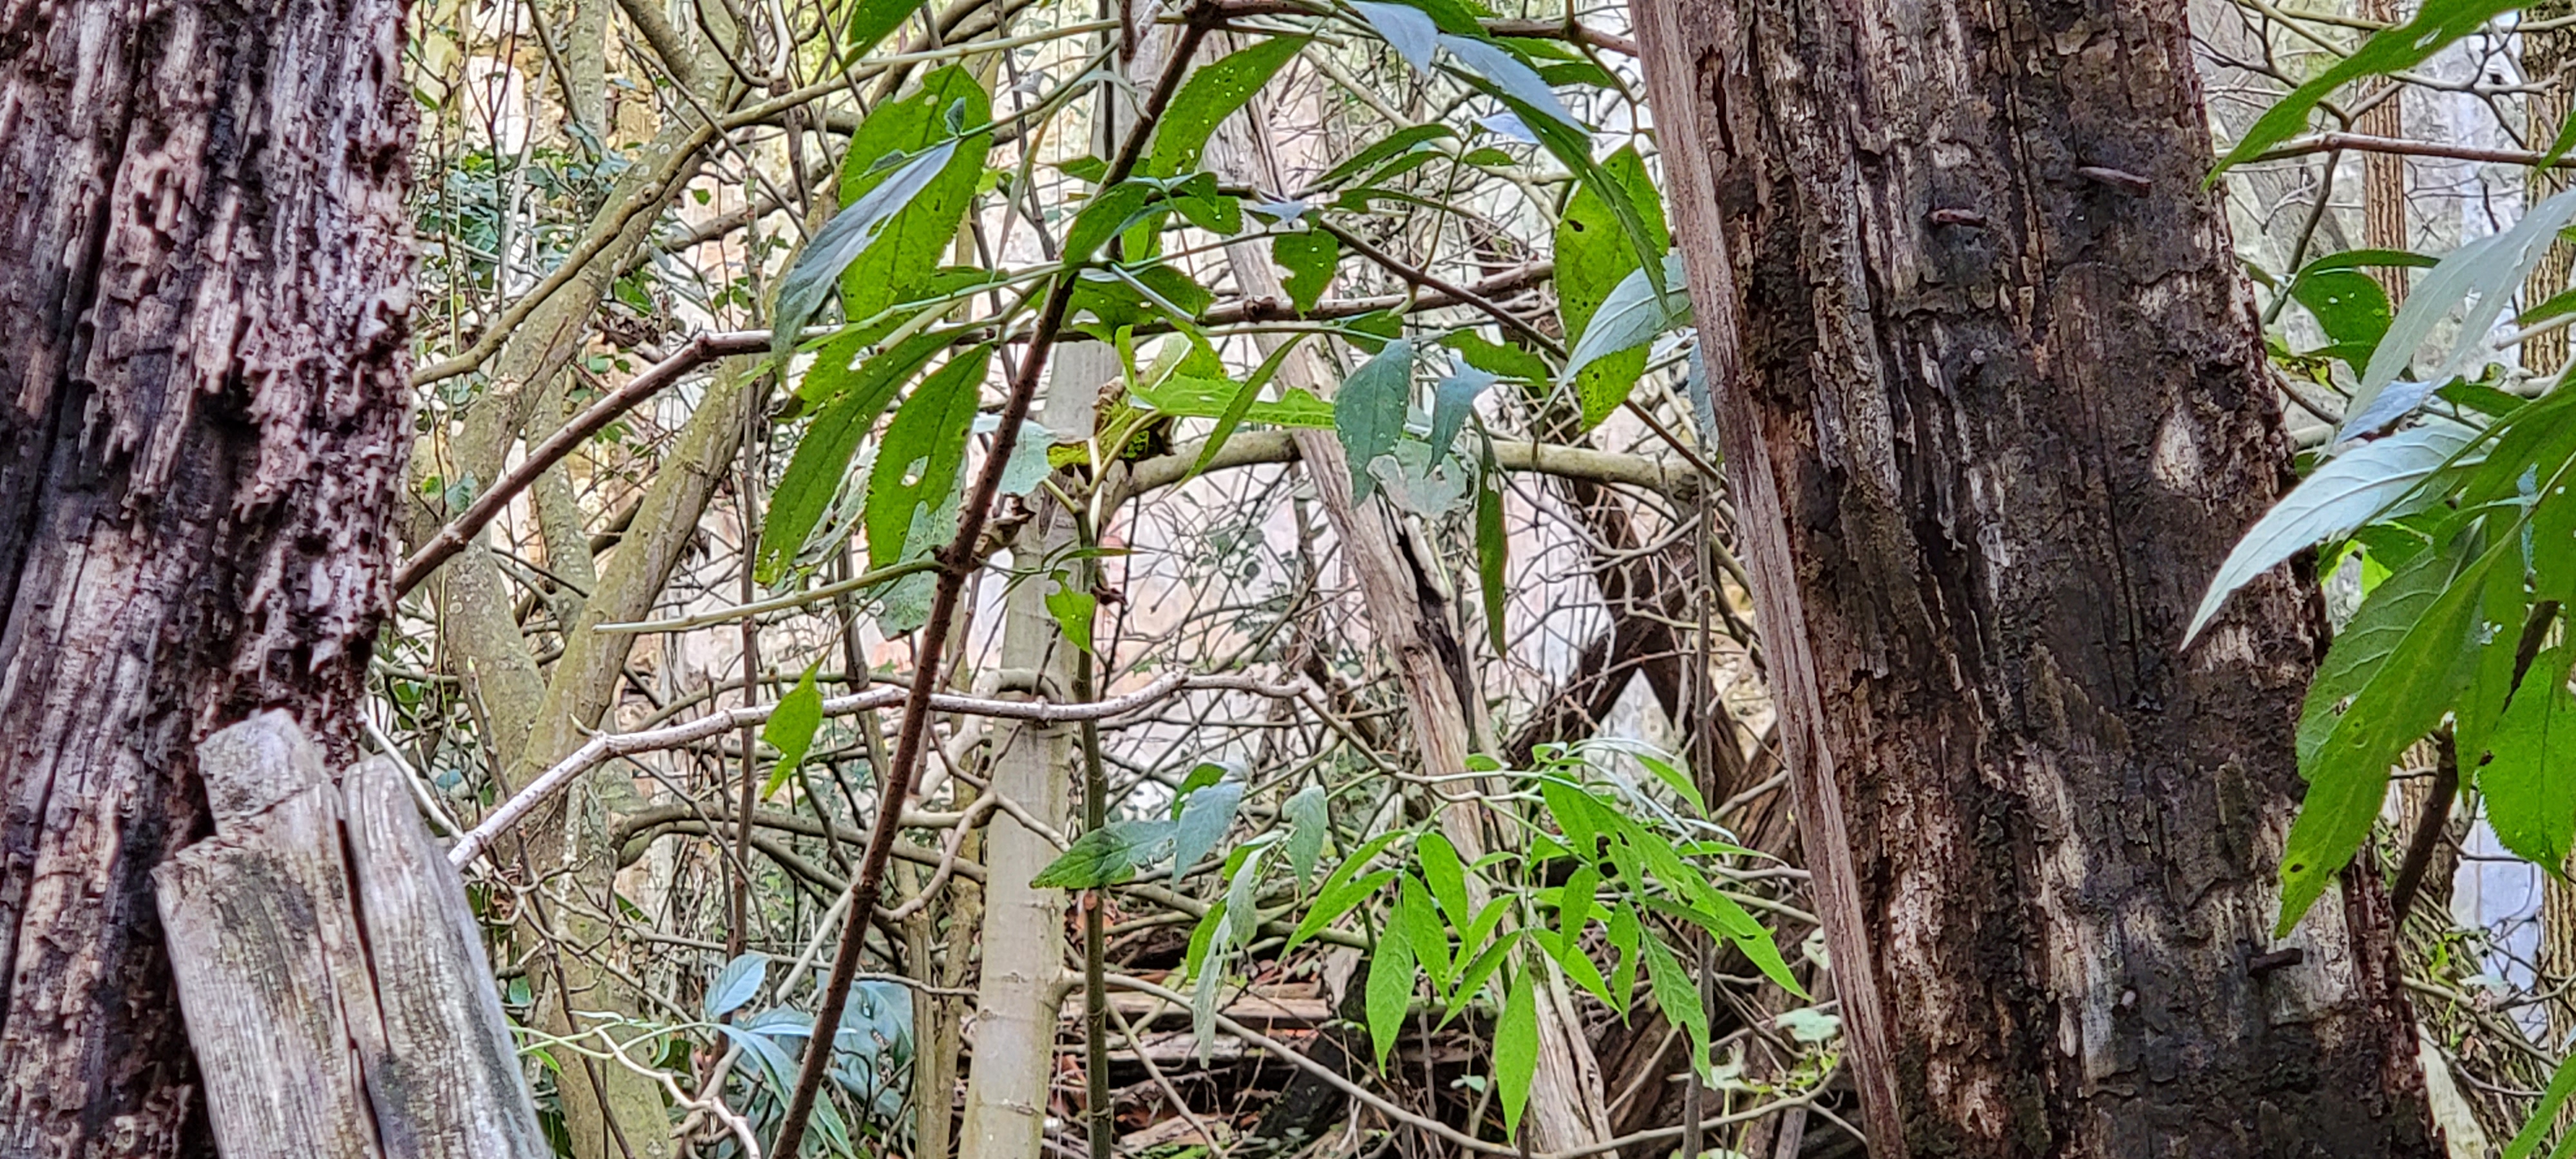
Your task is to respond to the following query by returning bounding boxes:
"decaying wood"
[1626,0,2443,1153]
[156,713,547,1159]
[0,0,415,1144]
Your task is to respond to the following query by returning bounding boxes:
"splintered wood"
[154,711,547,1159]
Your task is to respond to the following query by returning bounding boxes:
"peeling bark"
[0,0,415,1146]
[1627,0,2442,1153]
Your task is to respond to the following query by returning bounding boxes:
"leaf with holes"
[864,346,991,569]
[1273,230,1338,314]
[1148,37,1311,178]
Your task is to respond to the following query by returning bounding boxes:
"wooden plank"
[155,782,386,1159]
[340,756,551,1159]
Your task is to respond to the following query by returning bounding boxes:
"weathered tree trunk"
[1626,0,2443,1154]
[0,0,415,1146]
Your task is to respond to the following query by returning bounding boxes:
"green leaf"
[1416,831,1471,925]
[1312,124,1455,189]
[1398,876,1454,992]
[1045,580,1096,654]
[2187,420,2479,643]
[1191,338,1311,479]
[706,952,769,1019]
[773,140,960,360]
[1641,934,1710,1081]
[1135,373,1334,428]
[1477,450,1510,654]
[1351,0,1437,70]
[2280,537,2503,935]
[1444,331,1549,383]
[2482,645,2576,869]
[1335,338,1415,501]
[838,68,993,323]
[1032,819,1177,888]
[1444,928,1524,1023]
[1173,760,1231,803]
[1495,963,1538,1138]
[2352,186,2576,431]
[1285,784,1331,890]
[1428,362,1493,454]
[1172,778,1246,880]
[1635,753,1707,816]
[2291,269,2390,374]
[758,664,827,799]
[2213,0,2528,176]
[1365,918,1418,1066]
[1605,901,1641,1009]
[2505,1050,2576,1159]
[1286,868,1399,953]
[846,0,930,57]
[865,345,992,569]
[1065,182,1159,265]
[1556,862,1598,939]
[760,328,956,582]
[1273,230,1338,313]
[1437,35,1578,130]
[2298,547,2458,767]
[1148,37,1311,178]
[1555,147,1673,429]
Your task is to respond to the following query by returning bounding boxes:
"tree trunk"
[1626,0,2443,1154]
[0,0,415,1146]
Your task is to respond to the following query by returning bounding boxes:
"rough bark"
[0,0,413,1145]
[1626,0,2443,1154]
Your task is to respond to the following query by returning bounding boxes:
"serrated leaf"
[2482,645,2576,869]
[1495,963,1538,1137]
[1398,876,1453,994]
[1634,753,1707,816]
[1149,37,1311,178]
[838,68,992,324]
[1136,373,1334,428]
[759,664,826,799]
[1273,230,1338,314]
[1172,778,1245,880]
[1285,784,1330,890]
[1555,149,1673,429]
[1314,124,1455,189]
[1444,928,1524,1023]
[1365,919,1417,1066]
[2290,269,2391,375]
[1641,935,1710,1080]
[759,329,956,582]
[865,346,992,569]
[2280,539,2502,934]
[847,0,931,56]
[706,952,768,1020]
[2187,420,2480,643]
[773,140,959,359]
[1335,338,1414,501]
[1031,818,1176,889]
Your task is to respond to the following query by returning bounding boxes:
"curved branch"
[1109,429,1700,507]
